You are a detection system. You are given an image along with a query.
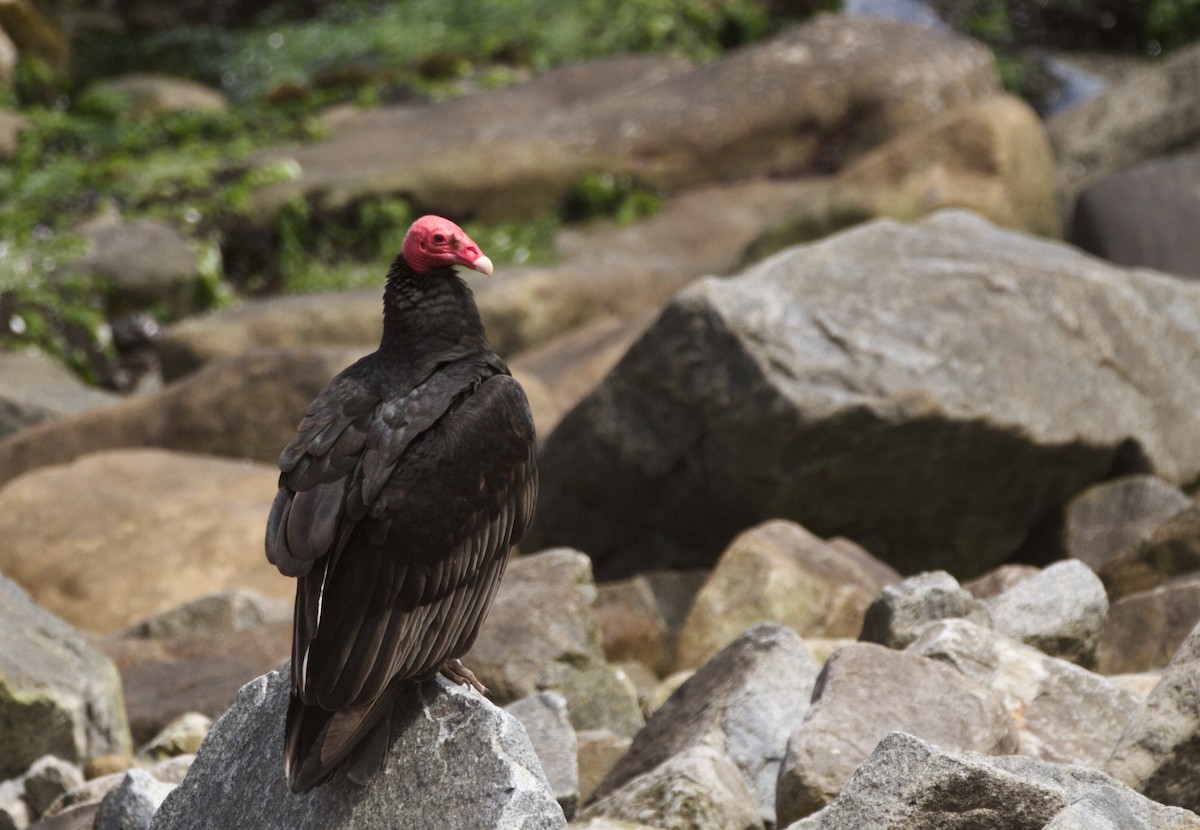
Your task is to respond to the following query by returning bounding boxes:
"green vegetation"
[3,0,783,380]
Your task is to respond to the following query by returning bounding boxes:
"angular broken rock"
[580,745,762,830]
[858,570,992,649]
[591,623,819,828]
[528,211,1200,578]
[94,769,175,830]
[789,732,1200,830]
[984,559,1108,668]
[907,619,1140,768]
[1107,621,1200,814]
[673,520,898,672]
[0,575,131,780]
[1098,576,1200,674]
[505,692,579,820]
[1062,475,1192,571]
[776,642,1018,824]
[149,669,565,830]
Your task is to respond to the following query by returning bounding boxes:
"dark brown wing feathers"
[267,349,536,792]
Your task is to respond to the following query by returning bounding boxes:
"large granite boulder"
[0,575,131,780]
[0,346,367,488]
[149,669,566,830]
[527,210,1200,578]
[249,16,998,223]
[0,448,288,633]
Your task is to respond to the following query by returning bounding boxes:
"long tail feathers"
[284,691,397,794]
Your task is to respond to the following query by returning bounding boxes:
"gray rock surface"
[21,757,83,819]
[1107,622,1200,813]
[0,352,116,441]
[78,217,204,319]
[0,576,131,780]
[528,211,1200,579]
[121,590,287,640]
[985,559,1108,667]
[790,732,1200,830]
[775,642,1018,823]
[1070,153,1200,280]
[859,570,991,649]
[580,746,762,830]
[149,669,565,830]
[591,624,819,827]
[506,693,579,820]
[908,619,1140,768]
[94,770,174,830]
[1099,577,1200,674]
[1063,475,1192,571]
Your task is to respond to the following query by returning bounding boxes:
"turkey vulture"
[265,215,538,793]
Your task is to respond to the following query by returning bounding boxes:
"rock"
[251,17,997,224]
[0,346,367,489]
[527,211,1200,579]
[984,559,1108,667]
[673,520,898,672]
[93,770,174,830]
[22,757,84,819]
[537,662,644,740]
[579,746,762,830]
[792,731,1200,830]
[121,590,287,640]
[135,714,212,764]
[0,352,116,441]
[1063,475,1193,571]
[0,0,69,75]
[43,757,191,820]
[743,92,1060,262]
[1099,506,1200,600]
[149,670,566,830]
[1070,153,1200,280]
[0,108,25,160]
[0,448,288,633]
[465,549,602,704]
[76,217,205,320]
[157,292,382,382]
[908,619,1140,768]
[1106,621,1200,812]
[88,75,229,117]
[775,642,1017,823]
[1050,41,1200,226]
[511,315,653,442]
[1099,577,1200,674]
[640,569,708,667]
[0,778,29,830]
[98,620,291,746]
[963,563,1040,599]
[0,575,131,781]
[859,570,991,649]
[594,576,669,675]
[505,693,578,820]
[576,730,630,806]
[592,624,819,827]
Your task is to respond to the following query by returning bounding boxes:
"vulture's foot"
[440,658,490,696]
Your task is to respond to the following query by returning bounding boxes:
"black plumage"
[265,216,537,793]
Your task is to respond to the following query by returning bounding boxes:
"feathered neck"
[378,255,491,366]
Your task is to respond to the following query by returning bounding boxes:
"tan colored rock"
[89,74,229,117]
[1063,475,1192,572]
[673,520,898,672]
[1098,577,1200,674]
[594,575,668,675]
[0,107,24,159]
[741,93,1061,262]
[1099,506,1200,600]
[0,346,368,488]
[577,729,632,806]
[0,448,288,633]
[0,351,117,440]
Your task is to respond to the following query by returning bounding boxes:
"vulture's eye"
[433,234,445,243]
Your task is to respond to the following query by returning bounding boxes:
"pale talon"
[441,658,490,696]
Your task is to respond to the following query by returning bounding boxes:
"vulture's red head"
[401,215,494,276]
